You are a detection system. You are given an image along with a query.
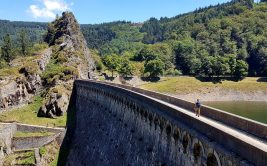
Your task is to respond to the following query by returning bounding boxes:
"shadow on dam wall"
[56,80,267,166]
[57,83,77,166]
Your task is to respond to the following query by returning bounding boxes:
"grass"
[41,59,78,85]
[16,151,35,165]
[39,146,47,157]
[0,66,20,78]
[0,52,43,79]
[40,141,60,166]
[49,152,59,166]
[139,77,267,94]
[14,131,54,138]
[4,150,35,166]
[0,95,67,127]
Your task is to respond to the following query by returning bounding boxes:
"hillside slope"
[81,0,267,77]
[0,12,95,119]
[1,0,267,79]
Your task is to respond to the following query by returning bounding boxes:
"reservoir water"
[204,101,267,124]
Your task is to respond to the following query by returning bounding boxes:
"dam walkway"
[67,80,267,166]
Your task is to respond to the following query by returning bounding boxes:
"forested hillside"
[79,0,267,78]
[1,0,267,78]
[0,20,47,45]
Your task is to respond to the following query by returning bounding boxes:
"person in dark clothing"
[195,99,201,117]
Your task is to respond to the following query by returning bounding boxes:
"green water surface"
[204,101,267,124]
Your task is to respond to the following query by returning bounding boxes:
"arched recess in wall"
[207,150,221,166]
[159,118,166,132]
[166,123,172,136]
[173,128,180,143]
[153,115,159,130]
[192,139,204,164]
[182,132,191,154]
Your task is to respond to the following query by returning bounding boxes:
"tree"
[118,58,134,77]
[45,23,56,45]
[212,56,230,77]
[144,59,164,77]
[174,39,199,75]
[18,29,30,56]
[1,34,13,63]
[234,60,248,80]
[257,47,267,76]
[237,47,248,60]
[134,45,157,62]
[140,17,163,44]
[226,54,237,76]
[201,56,214,77]
[103,54,120,77]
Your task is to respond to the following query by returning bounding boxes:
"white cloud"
[28,0,72,20]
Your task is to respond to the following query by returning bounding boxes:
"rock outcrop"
[38,12,95,118]
[0,48,52,111]
[0,12,94,118]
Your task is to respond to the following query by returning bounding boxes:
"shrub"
[41,62,78,85]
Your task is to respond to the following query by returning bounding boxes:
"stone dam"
[61,80,267,166]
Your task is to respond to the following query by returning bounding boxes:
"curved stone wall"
[66,80,267,166]
[103,82,267,141]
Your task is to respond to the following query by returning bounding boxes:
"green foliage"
[234,60,248,79]
[134,43,174,70]
[102,54,120,77]
[1,0,267,79]
[0,20,46,46]
[0,66,20,77]
[0,60,8,69]
[41,59,78,85]
[144,59,164,77]
[140,18,163,44]
[91,49,104,71]
[118,58,134,77]
[30,42,48,54]
[39,146,47,157]
[1,34,13,62]
[165,68,182,76]
[212,56,230,77]
[18,29,30,56]
[0,95,67,127]
[81,23,116,49]
[17,151,35,165]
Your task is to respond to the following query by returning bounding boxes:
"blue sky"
[0,0,232,24]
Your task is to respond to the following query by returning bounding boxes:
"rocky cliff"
[38,12,95,118]
[0,12,95,119]
[0,48,51,111]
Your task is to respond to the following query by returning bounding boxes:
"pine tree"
[1,34,13,63]
[18,29,29,56]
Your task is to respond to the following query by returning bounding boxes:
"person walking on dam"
[195,99,201,117]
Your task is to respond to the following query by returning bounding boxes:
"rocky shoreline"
[172,90,267,102]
